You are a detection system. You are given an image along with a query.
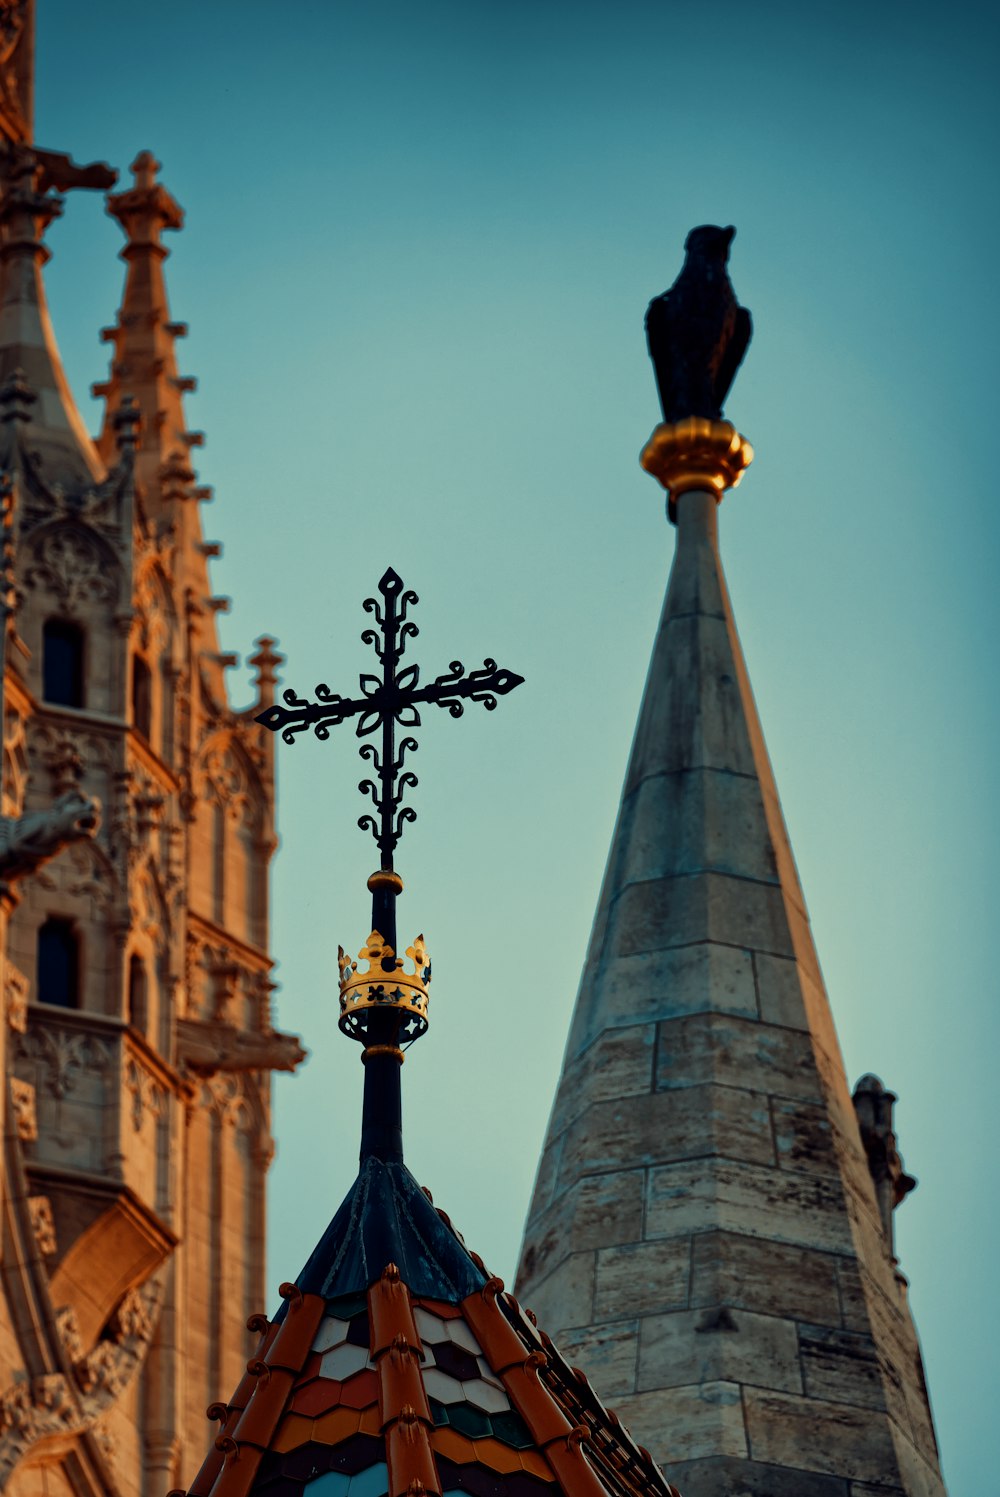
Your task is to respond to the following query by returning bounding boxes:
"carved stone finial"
[106,149,183,246]
[130,149,159,192]
[248,635,283,709]
[852,1074,916,1258]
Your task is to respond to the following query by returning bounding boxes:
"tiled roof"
[178,1157,681,1497]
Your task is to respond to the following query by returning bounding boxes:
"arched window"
[42,620,84,707]
[127,953,148,1034]
[37,917,80,1008]
[132,654,152,740]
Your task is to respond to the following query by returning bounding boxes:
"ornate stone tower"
[0,8,303,1492]
[515,236,947,1495]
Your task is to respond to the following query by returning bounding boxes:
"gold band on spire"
[640,418,753,517]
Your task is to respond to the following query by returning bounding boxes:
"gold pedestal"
[640,417,753,523]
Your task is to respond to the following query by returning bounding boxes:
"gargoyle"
[0,791,101,887]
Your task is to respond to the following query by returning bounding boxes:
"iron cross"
[255,568,523,871]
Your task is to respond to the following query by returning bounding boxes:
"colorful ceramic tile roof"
[177,1156,682,1497]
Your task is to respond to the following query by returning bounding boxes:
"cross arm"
[413,659,525,717]
[255,686,370,743]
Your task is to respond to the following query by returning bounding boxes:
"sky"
[36,1,999,1491]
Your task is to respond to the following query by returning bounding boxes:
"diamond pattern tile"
[319,1343,371,1381]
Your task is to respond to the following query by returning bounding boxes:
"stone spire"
[95,150,195,502]
[0,145,113,488]
[514,320,947,1489]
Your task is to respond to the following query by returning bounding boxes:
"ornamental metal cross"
[255,568,523,876]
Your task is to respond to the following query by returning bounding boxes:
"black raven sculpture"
[645,225,752,423]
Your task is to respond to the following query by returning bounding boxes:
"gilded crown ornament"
[338,931,431,1045]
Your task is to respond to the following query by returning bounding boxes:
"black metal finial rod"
[256,566,523,950]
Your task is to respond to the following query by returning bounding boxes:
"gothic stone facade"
[0,17,302,1489]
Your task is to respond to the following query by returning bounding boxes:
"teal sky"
[38,2,998,1492]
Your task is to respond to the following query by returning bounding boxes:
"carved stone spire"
[0,146,110,486]
[515,258,947,1494]
[95,151,195,503]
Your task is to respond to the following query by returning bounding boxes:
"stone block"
[609,768,780,888]
[799,1324,886,1410]
[550,1024,656,1138]
[667,1456,850,1497]
[569,942,758,1054]
[614,1381,748,1466]
[595,1238,691,1320]
[558,1085,774,1191]
[836,1258,870,1333]
[743,1387,899,1483]
[556,1318,638,1399]
[638,1305,802,1395]
[656,1012,825,1103]
[691,1232,843,1326]
[524,1137,563,1219]
[609,871,797,964]
[646,1160,854,1254]
[518,1251,595,1334]
[518,1169,644,1292]
[753,951,811,1030]
[772,1099,840,1175]
[884,1428,947,1497]
[626,609,759,784]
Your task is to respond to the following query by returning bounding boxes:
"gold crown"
[337,930,431,1043]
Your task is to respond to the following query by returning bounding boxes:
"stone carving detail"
[0,1275,163,1484]
[200,1072,256,1132]
[5,962,28,1032]
[28,1196,56,1256]
[41,734,85,798]
[0,0,29,139]
[91,1417,117,1465]
[132,558,174,657]
[0,1374,77,1465]
[0,791,100,885]
[35,830,117,909]
[3,706,27,818]
[55,1305,83,1362]
[24,524,119,614]
[15,1024,115,1100]
[852,1073,917,1257]
[125,1057,166,1133]
[9,1075,35,1140]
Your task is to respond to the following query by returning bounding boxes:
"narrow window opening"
[128,953,148,1033]
[132,655,152,740]
[42,620,84,707]
[37,917,80,1008]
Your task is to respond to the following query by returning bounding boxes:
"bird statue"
[645,224,752,423]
